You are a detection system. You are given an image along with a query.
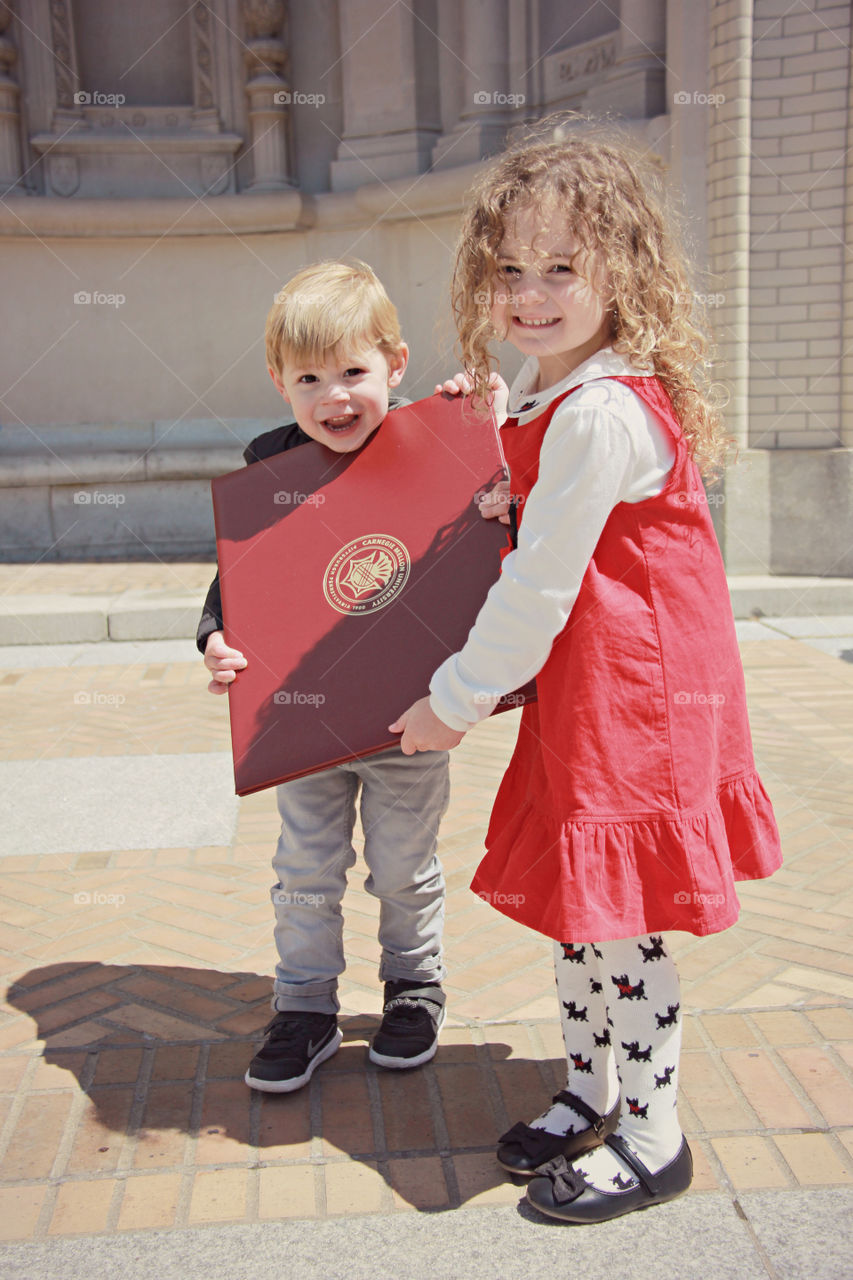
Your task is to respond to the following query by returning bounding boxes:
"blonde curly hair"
[452,117,730,478]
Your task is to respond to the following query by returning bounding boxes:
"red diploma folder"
[211,393,530,795]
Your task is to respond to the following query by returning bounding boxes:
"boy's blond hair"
[266,260,404,377]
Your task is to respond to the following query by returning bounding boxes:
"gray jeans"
[270,745,450,1014]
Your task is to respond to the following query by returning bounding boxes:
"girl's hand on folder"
[476,478,512,525]
[390,697,466,755]
[204,630,248,695]
[434,372,509,425]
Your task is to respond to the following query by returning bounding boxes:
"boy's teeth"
[325,414,357,427]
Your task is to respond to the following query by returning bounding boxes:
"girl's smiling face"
[492,203,612,389]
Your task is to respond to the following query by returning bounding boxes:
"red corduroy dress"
[470,376,783,942]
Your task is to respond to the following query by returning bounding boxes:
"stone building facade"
[0,0,850,574]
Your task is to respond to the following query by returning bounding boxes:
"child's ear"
[268,366,291,404]
[387,343,409,388]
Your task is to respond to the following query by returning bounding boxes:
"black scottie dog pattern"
[562,1000,588,1022]
[593,1027,611,1047]
[626,1097,649,1119]
[655,1003,680,1028]
[621,1040,652,1063]
[590,978,603,994]
[560,943,586,963]
[570,1053,593,1073]
[654,1065,676,1089]
[638,935,666,963]
[612,974,647,1000]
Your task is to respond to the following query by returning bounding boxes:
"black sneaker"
[368,980,446,1069]
[244,1011,342,1093]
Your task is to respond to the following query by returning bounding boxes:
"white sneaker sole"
[368,1005,446,1069]
[244,1026,343,1093]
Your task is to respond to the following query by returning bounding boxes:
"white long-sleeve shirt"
[429,348,677,731]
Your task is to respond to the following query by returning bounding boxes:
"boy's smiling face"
[271,344,408,453]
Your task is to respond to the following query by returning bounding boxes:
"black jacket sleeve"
[196,398,410,653]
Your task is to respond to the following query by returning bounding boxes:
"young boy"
[198,261,449,1092]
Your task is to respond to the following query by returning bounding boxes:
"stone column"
[431,0,515,170]
[243,0,291,190]
[706,0,767,573]
[585,0,666,118]
[841,30,853,449]
[0,4,22,194]
[330,0,441,190]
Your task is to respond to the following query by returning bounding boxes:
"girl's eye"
[500,264,521,277]
[549,264,573,274]
[344,367,365,378]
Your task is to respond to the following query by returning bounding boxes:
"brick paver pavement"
[0,564,852,1245]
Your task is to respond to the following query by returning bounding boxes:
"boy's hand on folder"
[390,697,466,755]
[434,372,509,425]
[204,630,248,695]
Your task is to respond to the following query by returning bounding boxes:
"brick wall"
[748,0,851,449]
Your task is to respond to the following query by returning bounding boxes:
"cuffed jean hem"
[272,981,341,1016]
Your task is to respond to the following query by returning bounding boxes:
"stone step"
[1,577,853,645]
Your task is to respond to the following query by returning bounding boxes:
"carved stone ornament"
[242,0,286,41]
[192,1,215,110]
[47,153,80,196]
[49,0,79,110]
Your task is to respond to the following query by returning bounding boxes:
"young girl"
[389,123,783,1224]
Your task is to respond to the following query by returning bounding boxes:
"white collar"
[507,348,653,422]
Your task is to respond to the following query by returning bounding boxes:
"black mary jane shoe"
[496,1090,620,1176]
[525,1133,693,1223]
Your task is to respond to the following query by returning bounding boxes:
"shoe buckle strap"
[552,1088,607,1133]
[604,1134,664,1197]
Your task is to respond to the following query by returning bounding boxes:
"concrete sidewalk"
[0,564,852,1279]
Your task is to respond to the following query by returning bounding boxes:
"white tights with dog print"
[530,933,683,1192]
